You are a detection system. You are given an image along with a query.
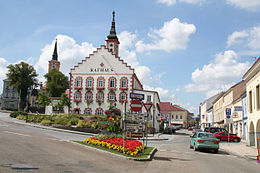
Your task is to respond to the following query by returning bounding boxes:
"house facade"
[213,92,225,128]
[242,57,260,147]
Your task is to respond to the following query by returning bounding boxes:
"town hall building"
[69,12,161,131]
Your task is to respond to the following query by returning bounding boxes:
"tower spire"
[52,38,58,61]
[107,11,118,40]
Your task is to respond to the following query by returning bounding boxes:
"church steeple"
[52,39,58,61]
[48,38,60,73]
[106,11,120,57]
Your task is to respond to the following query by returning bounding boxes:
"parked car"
[204,127,228,134]
[163,126,176,134]
[192,128,202,135]
[214,132,241,142]
[190,132,220,153]
[188,127,194,131]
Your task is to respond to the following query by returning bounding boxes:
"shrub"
[16,115,26,120]
[41,119,52,125]
[76,120,92,128]
[10,112,19,118]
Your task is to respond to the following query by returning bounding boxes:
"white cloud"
[185,50,250,97]
[157,0,177,6]
[179,0,206,5]
[227,26,260,55]
[226,0,260,11]
[136,18,196,52]
[35,34,95,80]
[157,0,205,6]
[227,31,249,47]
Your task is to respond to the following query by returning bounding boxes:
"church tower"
[106,11,120,57]
[48,39,60,73]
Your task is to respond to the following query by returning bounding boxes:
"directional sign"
[130,99,143,112]
[130,93,145,100]
[144,103,153,112]
[234,106,243,111]
[226,108,231,116]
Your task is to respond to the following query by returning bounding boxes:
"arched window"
[97,92,104,101]
[74,92,82,101]
[119,92,127,102]
[84,108,92,115]
[108,92,115,101]
[85,92,93,101]
[96,108,103,115]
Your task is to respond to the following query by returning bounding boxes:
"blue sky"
[1,0,260,114]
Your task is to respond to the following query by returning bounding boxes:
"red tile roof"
[159,102,185,111]
[159,102,172,111]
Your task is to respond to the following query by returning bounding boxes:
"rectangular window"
[110,78,115,88]
[172,115,174,119]
[176,115,178,119]
[257,85,260,110]
[87,78,92,88]
[147,95,151,102]
[249,91,253,113]
[98,79,103,88]
[180,115,183,119]
[76,78,82,88]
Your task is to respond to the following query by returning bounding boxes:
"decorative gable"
[71,46,134,75]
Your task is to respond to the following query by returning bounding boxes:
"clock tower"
[48,39,60,73]
[106,11,120,57]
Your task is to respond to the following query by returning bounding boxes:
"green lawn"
[74,141,154,159]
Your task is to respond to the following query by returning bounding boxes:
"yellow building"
[242,57,260,147]
[213,92,225,128]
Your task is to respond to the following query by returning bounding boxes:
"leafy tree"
[60,93,70,107]
[44,69,69,97]
[38,91,52,107]
[6,61,38,110]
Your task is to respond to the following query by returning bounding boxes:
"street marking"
[3,131,31,137]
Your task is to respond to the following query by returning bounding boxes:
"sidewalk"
[220,141,259,160]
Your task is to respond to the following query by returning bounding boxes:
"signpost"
[130,100,143,112]
[226,108,231,144]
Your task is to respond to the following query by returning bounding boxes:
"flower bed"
[84,137,144,156]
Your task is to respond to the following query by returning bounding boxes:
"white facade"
[69,46,143,115]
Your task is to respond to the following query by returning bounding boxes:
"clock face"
[110,43,114,47]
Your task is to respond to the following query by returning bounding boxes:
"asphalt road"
[0,112,259,173]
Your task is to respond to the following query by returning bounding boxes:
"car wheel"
[214,149,218,153]
[233,138,238,143]
[193,144,198,151]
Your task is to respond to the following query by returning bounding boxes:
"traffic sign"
[130,99,143,112]
[144,103,153,112]
[130,93,144,100]
[226,108,231,116]
[202,114,205,119]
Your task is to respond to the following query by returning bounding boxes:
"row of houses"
[1,12,196,133]
[200,57,260,147]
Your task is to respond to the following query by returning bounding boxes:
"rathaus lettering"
[90,68,114,72]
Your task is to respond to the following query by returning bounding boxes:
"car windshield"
[198,133,216,138]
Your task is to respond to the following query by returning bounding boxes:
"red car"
[214,132,241,142]
[188,127,194,131]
